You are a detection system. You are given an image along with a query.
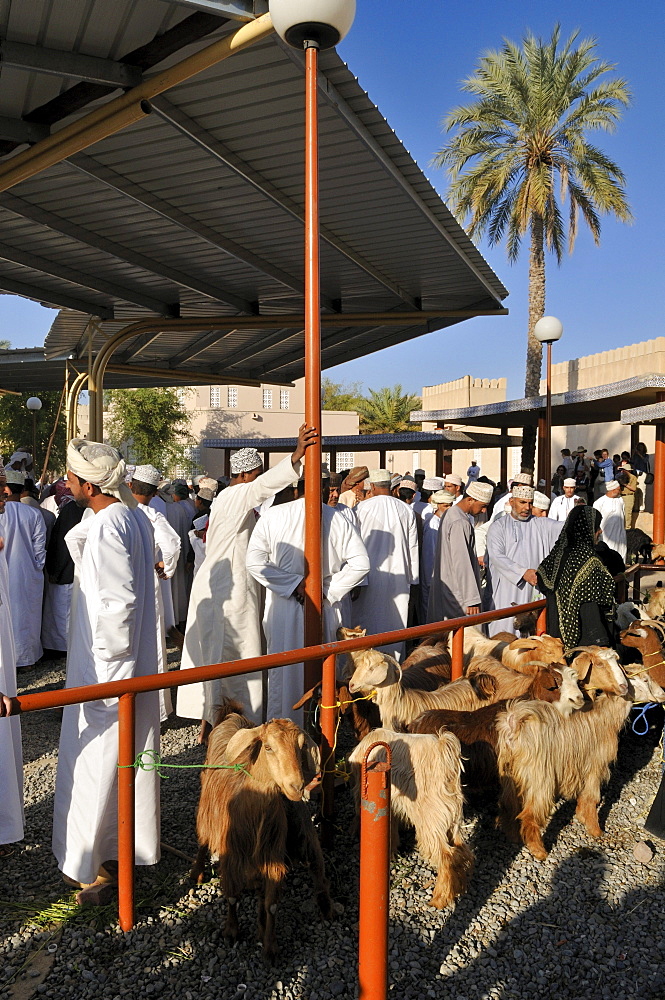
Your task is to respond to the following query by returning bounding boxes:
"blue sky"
[0,0,662,399]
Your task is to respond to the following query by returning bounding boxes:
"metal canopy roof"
[203,430,522,451]
[0,0,507,386]
[0,345,264,392]
[412,374,665,429]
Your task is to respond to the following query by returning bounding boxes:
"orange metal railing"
[13,600,546,986]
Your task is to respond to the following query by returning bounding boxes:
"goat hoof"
[526,844,548,861]
[317,891,334,920]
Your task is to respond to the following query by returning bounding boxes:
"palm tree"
[434,25,631,472]
[356,385,422,434]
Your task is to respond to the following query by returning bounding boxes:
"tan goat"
[349,728,474,908]
[346,646,498,728]
[500,635,565,672]
[192,711,331,962]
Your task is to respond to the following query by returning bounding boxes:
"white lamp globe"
[26,396,42,411]
[533,316,563,344]
[269,0,355,49]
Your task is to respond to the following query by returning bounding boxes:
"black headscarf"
[537,505,616,649]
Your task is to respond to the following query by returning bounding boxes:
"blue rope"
[631,703,658,736]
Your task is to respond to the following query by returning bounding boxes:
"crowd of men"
[0,432,639,898]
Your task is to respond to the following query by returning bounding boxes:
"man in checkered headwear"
[177,425,317,736]
[484,484,563,635]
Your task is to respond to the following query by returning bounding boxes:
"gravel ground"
[2,653,665,1000]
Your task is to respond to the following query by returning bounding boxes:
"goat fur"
[191,711,331,961]
[348,728,474,908]
[495,694,633,859]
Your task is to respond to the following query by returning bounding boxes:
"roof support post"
[654,393,665,546]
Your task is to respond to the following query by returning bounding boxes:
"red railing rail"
[13,599,547,949]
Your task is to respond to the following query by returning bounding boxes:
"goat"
[191,710,332,961]
[501,635,565,673]
[616,600,649,631]
[513,607,541,637]
[408,666,584,798]
[565,647,629,700]
[465,655,582,705]
[626,527,652,565]
[646,585,665,620]
[348,728,474,908]
[620,622,665,690]
[346,646,499,729]
[494,681,645,860]
[462,626,510,664]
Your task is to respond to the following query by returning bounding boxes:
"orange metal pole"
[359,743,392,1000]
[545,341,552,489]
[117,693,136,931]
[320,652,337,839]
[303,40,323,695]
[536,607,547,635]
[17,602,546,715]
[653,394,665,546]
[451,626,464,680]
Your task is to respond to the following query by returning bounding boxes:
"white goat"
[349,728,473,908]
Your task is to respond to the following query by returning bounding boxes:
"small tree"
[0,389,67,474]
[106,387,195,474]
[321,377,364,411]
[355,385,422,434]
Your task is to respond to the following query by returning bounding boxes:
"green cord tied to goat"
[117,749,252,780]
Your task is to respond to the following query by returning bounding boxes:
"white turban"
[422,478,439,491]
[133,464,161,487]
[533,491,551,510]
[67,438,136,507]
[512,472,533,486]
[466,481,493,504]
[231,448,262,475]
[605,480,620,492]
[369,469,391,484]
[563,478,577,488]
[4,469,25,485]
[444,473,463,487]
[431,490,455,505]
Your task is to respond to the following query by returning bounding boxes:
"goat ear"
[301,734,321,783]
[470,673,497,700]
[571,652,592,681]
[511,638,538,650]
[225,725,262,762]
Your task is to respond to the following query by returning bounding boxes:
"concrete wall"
[544,337,665,394]
[419,376,510,483]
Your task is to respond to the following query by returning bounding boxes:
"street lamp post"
[26,396,42,479]
[270,0,355,686]
[533,317,563,490]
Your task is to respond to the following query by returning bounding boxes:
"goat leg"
[260,877,281,963]
[575,778,603,838]
[301,814,333,920]
[496,776,522,844]
[190,844,208,885]
[517,807,548,860]
[429,839,474,909]
[221,865,241,944]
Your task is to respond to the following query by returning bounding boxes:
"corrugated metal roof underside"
[203,430,522,450]
[0,2,508,383]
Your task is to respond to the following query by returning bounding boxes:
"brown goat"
[408,666,584,797]
[501,635,566,673]
[620,622,665,689]
[191,711,332,962]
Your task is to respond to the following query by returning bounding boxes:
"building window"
[227,387,238,409]
[336,452,354,472]
[209,387,220,408]
[174,446,201,481]
[279,389,290,410]
[263,389,273,409]
[412,452,420,472]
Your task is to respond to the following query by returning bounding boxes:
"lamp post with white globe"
[26,396,42,479]
[533,316,563,488]
[268,1,355,669]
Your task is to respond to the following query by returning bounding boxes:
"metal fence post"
[359,742,392,1000]
[118,693,136,931]
[451,626,464,680]
[320,652,337,843]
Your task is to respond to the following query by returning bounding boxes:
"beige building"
[419,376,512,482]
[178,379,359,478]
[545,337,665,461]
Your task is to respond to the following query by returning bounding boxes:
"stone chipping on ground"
[3,654,665,1000]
